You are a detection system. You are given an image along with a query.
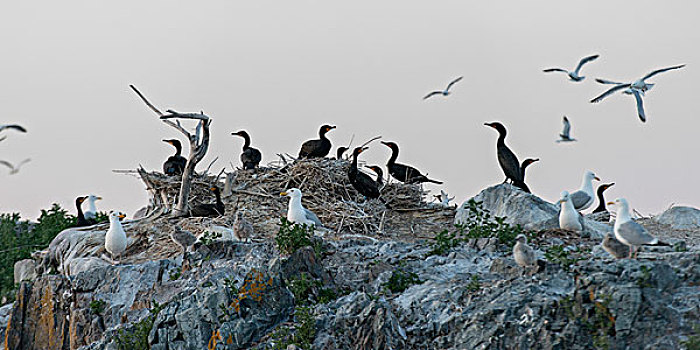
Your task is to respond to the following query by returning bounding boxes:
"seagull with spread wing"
[423,76,463,100]
[0,159,31,175]
[590,65,685,122]
[543,54,599,82]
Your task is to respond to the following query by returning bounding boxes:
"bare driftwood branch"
[359,135,382,149]
[202,157,219,175]
[129,85,163,116]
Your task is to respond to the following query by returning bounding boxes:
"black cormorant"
[74,196,96,227]
[232,130,262,170]
[298,125,336,159]
[365,165,384,186]
[336,147,349,160]
[348,147,380,199]
[188,187,225,217]
[521,158,539,182]
[592,183,615,214]
[163,139,187,176]
[381,141,443,184]
[484,122,530,193]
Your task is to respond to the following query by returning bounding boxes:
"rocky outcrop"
[13,260,36,284]
[655,206,700,230]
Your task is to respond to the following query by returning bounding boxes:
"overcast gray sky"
[1,1,698,219]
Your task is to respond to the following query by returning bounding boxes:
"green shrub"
[90,299,107,315]
[0,204,76,301]
[544,245,586,272]
[114,301,164,350]
[383,267,422,294]
[270,306,316,350]
[466,275,481,292]
[276,218,315,255]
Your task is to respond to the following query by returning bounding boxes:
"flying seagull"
[556,116,576,143]
[423,76,463,100]
[0,159,31,175]
[590,65,685,122]
[543,54,599,82]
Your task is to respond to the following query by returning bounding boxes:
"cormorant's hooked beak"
[210,187,218,191]
[358,147,368,154]
[162,140,172,144]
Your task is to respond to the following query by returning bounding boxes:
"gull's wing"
[304,207,323,227]
[543,68,568,74]
[573,54,599,75]
[0,160,15,171]
[561,116,571,138]
[423,91,442,100]
[0,136,6,142]
[569,190,592,209]
[618,221,656,245]
[445,76,463,91]
[596,78,626,85]
[0,124,27,133]
[17,158,31,168]
[642,64,685,81]
[590,84,630,103]
[632,89,646,122]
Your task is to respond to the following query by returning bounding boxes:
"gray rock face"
[655,206,700,230]
[13,259,36,284]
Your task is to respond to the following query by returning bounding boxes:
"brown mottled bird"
[233,211,253,241]
[601,233,629,259]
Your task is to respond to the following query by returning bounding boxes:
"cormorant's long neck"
[173,143,182,157]
[594,187,607,212]
[387,147,398,165]
[241,133,251,149]
[76,201,85,221]
[351,152,359,170]
[319,130,329,141]
[376,170,384,185]
[496,129,507,146]
[214,190,222,207]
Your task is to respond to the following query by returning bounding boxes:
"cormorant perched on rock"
[105,211,127,264]
[381,141,442,185]
[281,188,323,227]
[592,183,615,214]
[520,158,539,182]
[298,125,336,159]
[484,122,530,193]
[365,165,384,186]
[348,147,380,199]
[336,147,349,160]
[188,187,225,217]
[75,196,96,227]
[232,130,262,170]
[163,139,187,176]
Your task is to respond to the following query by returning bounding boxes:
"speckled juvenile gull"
[513,234,537,267]
[171,225,196,253]
[233,211,254,241]
[602,233,629,259]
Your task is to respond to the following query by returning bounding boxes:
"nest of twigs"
[126,157,455,262]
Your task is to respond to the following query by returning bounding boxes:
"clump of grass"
[270,306,316,350]
[89,299,107,315]
[199,231,222,245]
[544,245,583,272]
[466,275,481,292]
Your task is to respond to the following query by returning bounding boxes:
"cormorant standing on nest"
[75,196,96,227]
[484,122,530,193]
[336,147,349,160]
[348,147,380,199]
[163,139,187,176]
[592,183,615,214]
[232,130,262,170]
[188,187,225,217]
[366,165,384,186]
[381,141,443,184]
[298,125,336,159]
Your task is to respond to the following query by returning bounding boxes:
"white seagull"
[569,171,600,211]
[591,65,685,122]
[84,195,102,220]
[0,159,31,175]
[557,191,582,232]
[543,54,599,82]
[423,76,463,100]
[607,198,666,258]
[105,211,128,264]
[280,188,324,228]
[556,116,576,143]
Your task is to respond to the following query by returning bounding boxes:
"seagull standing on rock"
[281,188,324,228]
[607,198,667,258]
[569,171,600,211]
[105,211,128,264]
[423,76,463,100]
[558,191,582,232]
[543,54,599,82]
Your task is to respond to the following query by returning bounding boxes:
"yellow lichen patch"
[227,334,233,344]
[225,269,272,316]
[208,329,222,350]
